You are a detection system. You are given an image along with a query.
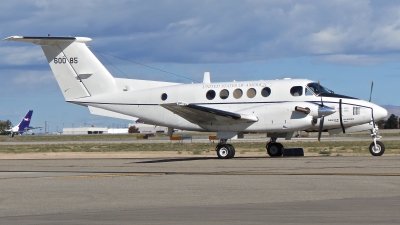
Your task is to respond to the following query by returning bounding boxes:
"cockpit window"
[305,88,313,96]
[307,83,334,96]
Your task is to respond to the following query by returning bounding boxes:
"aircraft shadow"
[135,156,267,164]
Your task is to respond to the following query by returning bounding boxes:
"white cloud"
[305,27,350,54]
[12,70,54,85]
[315,54,400,66]
[2,0,400,66]
[167,19,200,30]
[0,46,45,65]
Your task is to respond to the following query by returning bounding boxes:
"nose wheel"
[369,141,385,156]
[370,126,385,156]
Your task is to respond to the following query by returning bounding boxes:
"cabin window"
[220,89,229,99]
[261,87,271,97]
[161,93,168,101]
[290,86,303,96]
[206,90,216,100]
[247,88,256,98]
[353,107,360,115]
[233,89,243,99]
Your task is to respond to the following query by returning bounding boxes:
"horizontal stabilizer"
[88,106,138,121]
[3,36,89,45]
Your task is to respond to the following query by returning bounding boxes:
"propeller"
[316,96,336,142]
[318,97,325,142]
[318,115,325,142]
[369,80,374,102]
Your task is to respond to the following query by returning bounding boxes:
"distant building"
[63,127,108,135]
[108,128,129,134]
[62,123,173,135]
[128,123,168,133]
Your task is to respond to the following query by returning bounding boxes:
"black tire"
[226,144,236,159]
[369,141,385,156]
[217,144,231,159]
[267,143,283,157]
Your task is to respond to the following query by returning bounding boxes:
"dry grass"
[1,140,399,156]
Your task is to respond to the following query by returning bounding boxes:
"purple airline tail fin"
[18,110,33,132]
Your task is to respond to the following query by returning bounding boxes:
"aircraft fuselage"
[71,78,387,134]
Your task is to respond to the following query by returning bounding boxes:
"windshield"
[307,83,334,96]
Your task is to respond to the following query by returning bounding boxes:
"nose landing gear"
[369,127,385,156]
[369,141,385,156]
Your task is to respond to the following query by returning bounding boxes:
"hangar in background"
[63,127,108,135]
[128,123,168,134]
[62,123,170,135]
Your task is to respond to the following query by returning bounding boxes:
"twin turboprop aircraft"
[4,36,388,157]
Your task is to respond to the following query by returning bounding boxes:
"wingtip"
[3,36,23,41]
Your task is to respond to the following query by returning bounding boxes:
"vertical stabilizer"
[17,110,33,131]
[4,36,117,101]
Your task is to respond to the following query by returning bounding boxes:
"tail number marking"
[54,57,78,64]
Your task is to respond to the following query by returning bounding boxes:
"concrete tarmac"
[1,156,400,224]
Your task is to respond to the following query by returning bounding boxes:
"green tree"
[0,120,12,135]
[376,119,386,129]
[384,114,399,129]
[128,125,139,133]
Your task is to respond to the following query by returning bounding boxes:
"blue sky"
[1,0,400,132]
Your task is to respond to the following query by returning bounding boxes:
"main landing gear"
[266,137,284,157]
[215,137,285,159]
[216,139,235,159]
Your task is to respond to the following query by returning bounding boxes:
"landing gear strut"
[266,137,283,157]
[369,127,385,156]
[216,139,235,159]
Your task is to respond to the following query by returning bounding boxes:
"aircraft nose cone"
[374,105,388,120]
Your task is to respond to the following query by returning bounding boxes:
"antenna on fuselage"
[203,72,211,83]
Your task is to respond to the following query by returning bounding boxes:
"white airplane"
[7,110,41,136]
[4,36,388,157]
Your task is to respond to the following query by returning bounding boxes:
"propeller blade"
[318,115,325,142]
[369,80,374,102]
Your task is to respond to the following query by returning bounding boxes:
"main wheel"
[369,141,385,156]
[217,144,232,159]
[267,143,283,157]
[226,144,236,159]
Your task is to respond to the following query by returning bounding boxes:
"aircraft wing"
[28,126,42,130]
[161,102,258,125]
[24,126,42,131]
